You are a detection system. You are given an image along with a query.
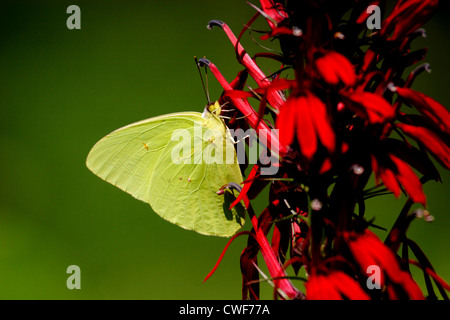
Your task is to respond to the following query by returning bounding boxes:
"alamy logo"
[170,127,279,175]
[66,5,81,30]
[366,265,381,289]
[66,265,81,289]
[366,5,381,30]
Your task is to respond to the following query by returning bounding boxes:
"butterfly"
[86,101,245,237]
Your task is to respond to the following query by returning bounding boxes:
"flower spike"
[196,0,449,300]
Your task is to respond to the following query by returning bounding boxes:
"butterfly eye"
[187,178,192,182]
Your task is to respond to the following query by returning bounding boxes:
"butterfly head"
[207,101,221,116]
[202,101,221,119]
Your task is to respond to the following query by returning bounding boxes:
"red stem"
[409,259,450,292]
[208,20,286,111]
[203,231,254,283]
[248,207,301,299]
[198,58,285,155]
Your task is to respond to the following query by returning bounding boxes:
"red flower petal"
[305,273,341,300]
[277,93,336,160]
[319,157,333,174]
[361,49,377,73]
[315,56,339,85]
[296,96,318,160]
[345,232,387,287]
[304,274,323,299]
[315,51,356,87]
[359,230,405,284]
[230,164,260,210]
[307,94,336,153]
[276,98,297,147]
[371,155,401,198]
[382,0,439,41]
[331,271,371,300]
[390,155,426,206]
[349,92,395,123]
[259,0,287,29]
[396,87,450,134]
[306,271,370,300]
[328,52,357,87]
[396,123,450,169]
[396,272,425,300]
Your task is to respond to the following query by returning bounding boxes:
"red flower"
[346,91,396,124]
[371,153,427,206]
[396,123,450,170]
[276,93,335,160]
[315,51,356,87]
[344,230,424,300]
[396,87,450,134]
[259,0,288,30]
[305,269,370,300]
[381,0,439,41]
[196,0,450,300]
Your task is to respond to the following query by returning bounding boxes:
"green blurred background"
[0,0,448,299]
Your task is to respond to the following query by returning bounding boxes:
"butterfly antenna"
[205,65,211,104]
[194,56,211,105]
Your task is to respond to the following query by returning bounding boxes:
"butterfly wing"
[86,112,245,237]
